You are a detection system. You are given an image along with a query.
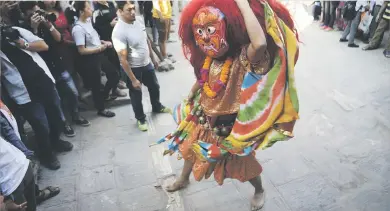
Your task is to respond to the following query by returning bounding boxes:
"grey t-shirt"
[112,17,150,68]
[72,18,101,48]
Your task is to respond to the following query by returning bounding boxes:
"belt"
[195,108,237,137]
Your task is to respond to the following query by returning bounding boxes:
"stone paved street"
[37,3,390,211]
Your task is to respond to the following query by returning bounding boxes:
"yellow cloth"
[152,0,172,19]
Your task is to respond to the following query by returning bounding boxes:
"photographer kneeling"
[19,1,91,138]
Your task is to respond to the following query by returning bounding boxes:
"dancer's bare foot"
[165,179,190,192]
[251,188,265,211]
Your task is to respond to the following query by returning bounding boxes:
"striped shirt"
[383,2,390,20]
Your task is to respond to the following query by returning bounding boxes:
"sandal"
[36,186,60,205]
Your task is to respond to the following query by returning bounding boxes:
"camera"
[34,10,57,23]
[1,25,21,41]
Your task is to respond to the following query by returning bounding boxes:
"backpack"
[342,1,357,21]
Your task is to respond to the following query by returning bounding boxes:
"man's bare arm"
[117,48,137,82]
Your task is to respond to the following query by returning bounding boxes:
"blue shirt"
[0,51,31,105]
[0,114,34,157]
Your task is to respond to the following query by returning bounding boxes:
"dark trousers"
[341,11,362,44]
[18,76,64,159]
[313,1,322,20]
[325,1,339,28]
[126,63,163,121]
[138,1,144,14]
[18,102,58,160]
[12,164,36,211]
[143,1,154,27]
[104,48,121,72]
[369,5,383,38]
[79,53,119,111]
[322,1,330,23]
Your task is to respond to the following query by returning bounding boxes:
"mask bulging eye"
[207,26,216,34]
[196,28,203,35]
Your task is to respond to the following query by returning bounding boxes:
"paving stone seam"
[148,113,185,211]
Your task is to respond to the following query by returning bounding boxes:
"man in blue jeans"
[113,1,171,131]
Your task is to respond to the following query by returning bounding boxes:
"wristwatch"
[23,41,30,49]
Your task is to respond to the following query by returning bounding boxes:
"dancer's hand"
[132,79,142,90]
[234,0,267,64]
[187,91,195,102]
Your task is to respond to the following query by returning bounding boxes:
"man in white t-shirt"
[112,1,171,131]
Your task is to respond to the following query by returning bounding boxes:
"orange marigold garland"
[198,56,233,98]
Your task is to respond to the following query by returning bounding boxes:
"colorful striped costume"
[155,1,299,183]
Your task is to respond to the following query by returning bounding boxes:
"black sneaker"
[73,118,91,127]
[54,140,73,152]
[64,125,76,137]
[97,109,116,118]
[348,43,359,48]
[339,38,348,42]
[41,155,61,170]
[104,95,118,101]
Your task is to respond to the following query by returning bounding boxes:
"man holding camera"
[0,1,73,170]
[18,1,91,138]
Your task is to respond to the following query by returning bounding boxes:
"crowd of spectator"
[313,0,390,58]
[0,1,175,210]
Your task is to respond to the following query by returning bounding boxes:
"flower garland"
[198,56,233,98]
